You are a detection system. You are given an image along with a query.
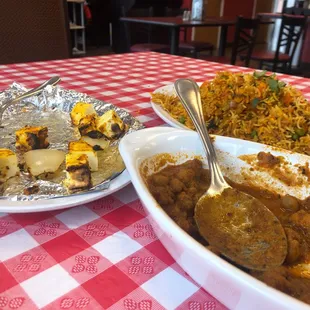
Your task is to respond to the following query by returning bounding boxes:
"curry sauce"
[145,159,310,304]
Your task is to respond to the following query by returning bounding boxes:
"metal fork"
[0,76,61,124]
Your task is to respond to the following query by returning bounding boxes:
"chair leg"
[287,61,292,73]
[184,28,188,42]
[272,61,277,73]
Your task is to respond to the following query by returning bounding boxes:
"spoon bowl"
[195,187,287,269]
[174,78,288,270]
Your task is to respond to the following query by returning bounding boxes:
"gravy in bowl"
[145,158,310,304]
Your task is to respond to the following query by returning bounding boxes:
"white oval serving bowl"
[119,126,310,310]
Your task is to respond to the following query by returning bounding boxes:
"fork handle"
[0,76,61,123]
[10,76,61,104]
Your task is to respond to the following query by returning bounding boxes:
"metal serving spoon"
[174,78,287,270]
[0,76,61,123]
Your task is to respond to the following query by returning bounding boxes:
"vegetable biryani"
[151,71,310,155]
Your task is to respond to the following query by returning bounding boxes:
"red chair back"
[273,14,307,71]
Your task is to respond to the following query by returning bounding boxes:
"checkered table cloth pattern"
[0,52,309,310]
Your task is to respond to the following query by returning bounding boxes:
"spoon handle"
[174,78,229,193]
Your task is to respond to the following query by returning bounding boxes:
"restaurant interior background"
[1,0,310,76]
[1,1,310,309]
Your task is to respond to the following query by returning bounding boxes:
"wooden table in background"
[120,16,236,56]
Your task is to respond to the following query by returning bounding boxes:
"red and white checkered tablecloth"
[0,52,310,310]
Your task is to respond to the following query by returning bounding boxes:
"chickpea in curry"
[146,158,310,304]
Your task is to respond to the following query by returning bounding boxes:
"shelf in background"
[68,0,86,56]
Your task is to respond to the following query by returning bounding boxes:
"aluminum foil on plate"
[0,82,145,201]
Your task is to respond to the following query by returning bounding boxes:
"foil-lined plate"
[0,82,144,206]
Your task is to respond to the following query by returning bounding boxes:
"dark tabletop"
[120,16,236,27]
[258,12,283,18]
[258,12,310,19]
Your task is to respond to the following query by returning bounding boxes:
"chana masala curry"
[145,156,310,304]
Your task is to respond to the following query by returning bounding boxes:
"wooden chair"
[164,7,214,57]
[200,16,260,67]
[249,14,307,72]
[122,7,170,53]
[0,0,71,64]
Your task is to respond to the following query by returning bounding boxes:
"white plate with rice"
[151,83,195,130]
[151,71,310,157]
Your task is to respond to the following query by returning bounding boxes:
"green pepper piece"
[251,130,258,139]
[253,70,267,79]
[278,81,286,88]
[251,98,260,108]
[292,133,299,141]
[295,128,306,137]
[268,79,278,92]
[178,116,186,124]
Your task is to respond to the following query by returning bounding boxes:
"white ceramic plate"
[151,83,201,130]
[119,127,310,310]
[0,170,130,213]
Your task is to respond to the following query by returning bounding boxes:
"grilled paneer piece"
[64,153,92,192]
[78,114,102,138]
[68,140,98,171]
[70,102,97,126]
[15,126,49,152]
[97,110,125,139]
[0,149,19,183]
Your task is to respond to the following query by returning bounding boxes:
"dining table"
[0,52,310,310]
[120,16,236,56]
